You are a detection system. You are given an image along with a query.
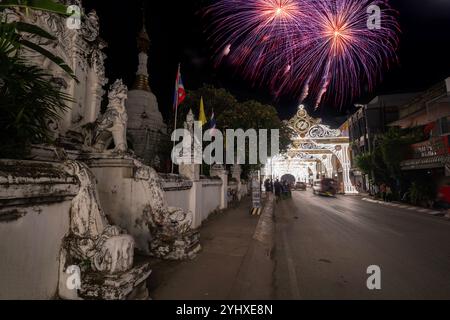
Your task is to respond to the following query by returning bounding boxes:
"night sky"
[83,0,450,126]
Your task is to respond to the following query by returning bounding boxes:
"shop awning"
[401,154,450,171]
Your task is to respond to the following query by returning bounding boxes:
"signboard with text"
[251,172,261,209]
[410,136,450,159]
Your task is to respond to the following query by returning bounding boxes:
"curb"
[253,193,275,246]
[362,197,445,216]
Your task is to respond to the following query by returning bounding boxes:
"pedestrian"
[380,183,387,201]
[274,179,282,202]
[357,182,362,192]
[286,181,292,198]
[285,181,292,198]
[372,183,379,197]
[264,179,271,193]
[280,180,286,199]
[386,186,393,202]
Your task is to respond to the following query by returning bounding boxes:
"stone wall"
[0,160,79,299]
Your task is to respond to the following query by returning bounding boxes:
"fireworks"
[205,0,311,85]
[204,0,400,109]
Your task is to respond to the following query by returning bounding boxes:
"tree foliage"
[379,127,416,179]
[355,152,373,176]
[174,84,238,128]
[0,54,72,158]
[0,0,68,14]
[0,0,74,158]
[218,99,291,153]
[354,126,434,202]
[219,100,292,177]
[172,85,292,178]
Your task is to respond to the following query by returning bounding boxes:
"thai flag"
[173,64,186,111]
[210,109,217,135]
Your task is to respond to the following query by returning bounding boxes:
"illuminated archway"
[264,105,357,194]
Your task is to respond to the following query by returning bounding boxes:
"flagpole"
[171,63,181,174]
[209,108,215,176]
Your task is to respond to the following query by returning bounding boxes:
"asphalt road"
[274,190,450,300]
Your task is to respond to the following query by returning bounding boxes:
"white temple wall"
[164,177,251,229]
[0,203,71,299]
[86,159,230,238]
[164,178,223,229]
[85,159,154,252]
[164,187,191,214]
[202,181,223,222]
[0,161,79,300]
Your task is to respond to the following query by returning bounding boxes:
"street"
[274,190,450,300]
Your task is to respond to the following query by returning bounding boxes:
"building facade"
[347,93,417,192]
[390,77,450,184]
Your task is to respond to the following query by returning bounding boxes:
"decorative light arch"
[265,105,357,194]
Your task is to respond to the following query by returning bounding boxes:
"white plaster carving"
[91,80,129,154]
[62,160,134,274]
[133,159,201,260]
[288,105,341,139]
[5,3,108,134]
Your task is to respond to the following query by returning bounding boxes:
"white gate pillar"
[323,154,334,179]
[334,144,358,195]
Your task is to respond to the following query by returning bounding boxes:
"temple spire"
[132,4,151,92]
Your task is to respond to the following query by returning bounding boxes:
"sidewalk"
[147,196,275,300]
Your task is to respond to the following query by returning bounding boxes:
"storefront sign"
[251,172,261,209]
[411,136,450,159]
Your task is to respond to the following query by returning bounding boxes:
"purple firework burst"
[204,0,400,109]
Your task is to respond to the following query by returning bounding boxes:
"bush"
[409,182,435,208]
[355,153,373,176]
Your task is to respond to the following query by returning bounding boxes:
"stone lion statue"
[91,79,129,154]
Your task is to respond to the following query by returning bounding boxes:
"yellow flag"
[199,96,207,126]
